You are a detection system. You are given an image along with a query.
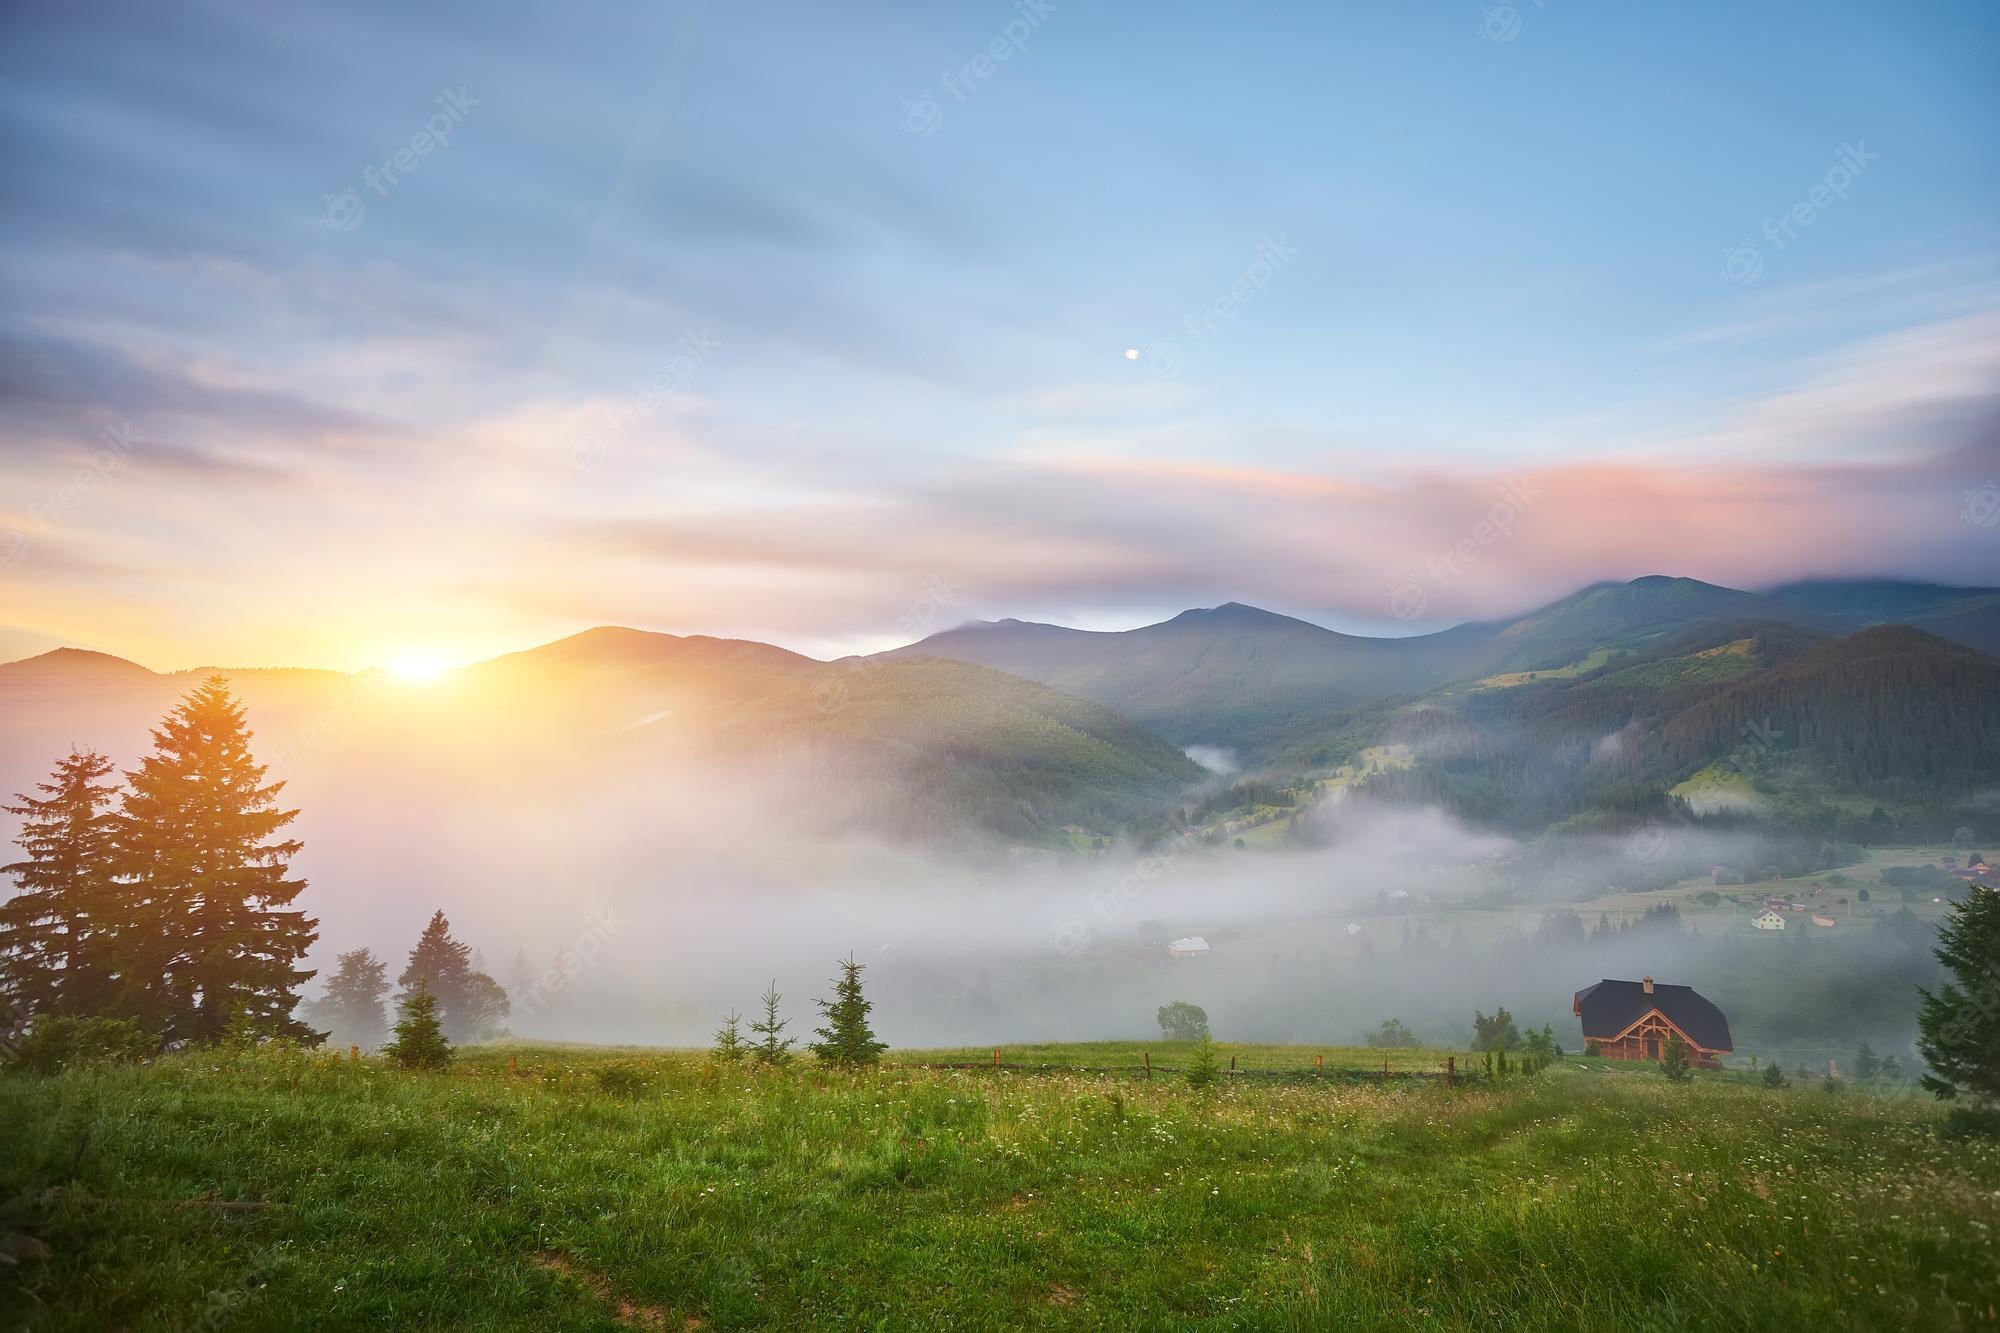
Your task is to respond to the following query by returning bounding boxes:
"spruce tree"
[749,980,792,1066]
[117,677,317,1043]
[713,1009,745,1062]
[383,983,453,1070]
[1918,885,2000,1104]
[809,955,885,1068]
[1184,1033,1218,1088]
[398,910,477,1041]
[316,947,390,1048]
[2,749,122,1019]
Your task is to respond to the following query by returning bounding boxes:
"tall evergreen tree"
[809,955,885,1068]
[1,749,122,1018]
[117,677,317,1042]
[1918,885,2000,1105]
[310,947,390,1048]
[750,980,792,1066]
[397,911,508,1043]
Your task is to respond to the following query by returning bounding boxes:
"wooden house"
[1574,976,1732,1067]
[1166,936,1210,959]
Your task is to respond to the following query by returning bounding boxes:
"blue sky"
[2,0,1996,669]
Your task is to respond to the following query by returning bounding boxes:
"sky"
[1,0,1997,672]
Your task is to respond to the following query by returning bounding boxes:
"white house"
[1752,909,1786,931]
[1167,936,1211,959]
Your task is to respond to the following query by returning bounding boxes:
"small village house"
[1752,909,1786,931]
[1166,936,1210,959]
[1574,976,1732,1067]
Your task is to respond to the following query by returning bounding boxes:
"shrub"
[1364,1018,1422,1049]
[1942,1105,2000,1139]
[4,1016,153,1075]
[593,1063,653,1097]
[1661,1033,1693,1082]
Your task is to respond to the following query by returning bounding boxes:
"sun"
[385,651,452,683]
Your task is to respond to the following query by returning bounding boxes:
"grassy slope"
[4,1044,1995,1330]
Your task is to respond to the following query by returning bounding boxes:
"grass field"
[5,1042,1996,1330]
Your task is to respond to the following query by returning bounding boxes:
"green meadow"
[4,1042,1995,1331]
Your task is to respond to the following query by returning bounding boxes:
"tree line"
[0,676,511,1061]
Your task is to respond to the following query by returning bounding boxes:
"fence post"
[1229,1055,1236,1072]
[993,1047,1001,1069]
[1447,1055,1456,1087]
[1315,1053,1323,1073]
[509,1054,518,1076]
[1143,1050,1151,1080]
[348,1044,358,1063]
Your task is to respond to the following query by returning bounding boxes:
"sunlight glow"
[385,651,452,683]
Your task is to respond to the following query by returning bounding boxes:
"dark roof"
[1575,979,1732,1052]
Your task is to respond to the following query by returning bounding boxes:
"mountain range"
[3,575,1997,855]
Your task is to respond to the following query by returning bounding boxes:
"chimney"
[1641,976,1654,994]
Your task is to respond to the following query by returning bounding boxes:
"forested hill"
[1297,619,2000,842]
[1660,626,2000,787]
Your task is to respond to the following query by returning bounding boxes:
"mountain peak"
[1164,602,1316,630]
[0,646,157,681]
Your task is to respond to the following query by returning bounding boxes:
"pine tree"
[398,910,481,1042]
[1918,885,2000,1104]
[383,982,452,1070]
[314,947,390,1048]
[1762,1061,1788,1089]
[713,1010,745,1062]
[749,980,792,1066]
[809,955,885,1068]
[2,749,122,1019]
[116,677,317,1043]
